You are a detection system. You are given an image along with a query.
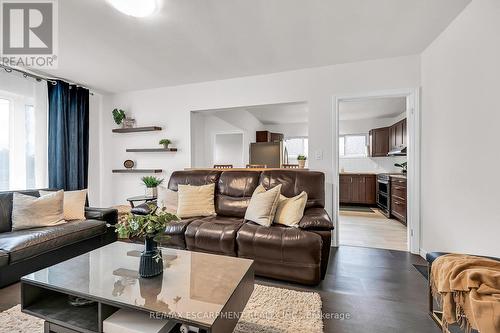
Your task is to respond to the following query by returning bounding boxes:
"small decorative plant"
[297,155,307,168]
[394,162,408,173]
[116,205,178,241]
[112,109,126,125]
[116,205,179,278]
[141,176,164,198]
[159,139,171,149]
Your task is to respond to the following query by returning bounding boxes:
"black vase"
[139,237,163,278]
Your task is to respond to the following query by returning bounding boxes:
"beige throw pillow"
[274,191,308,227]
[40,189,87,220]
[177,184,216,218]
[12,191,65,230]
[157,186,178,214]
[244,184,282,227]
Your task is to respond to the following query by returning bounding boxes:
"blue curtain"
[48,80,89,190]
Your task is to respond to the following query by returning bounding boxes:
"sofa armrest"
[85,207,118,225]
[298,208,334,231]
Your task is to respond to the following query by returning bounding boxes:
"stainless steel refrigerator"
[249,142,287,168]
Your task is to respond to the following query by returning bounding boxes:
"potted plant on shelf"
[112,108,135,128]
[116,206,179,278]
[159,139,171,149]
[297,155,307,168]
[141,176,164,198]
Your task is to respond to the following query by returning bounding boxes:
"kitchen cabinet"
[339,174,376,205]
[389,119,407,151]
[390,176,407,224]
[256,131,284,142]
[369,127,390,157]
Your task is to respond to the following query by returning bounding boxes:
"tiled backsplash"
[339,156,407,174]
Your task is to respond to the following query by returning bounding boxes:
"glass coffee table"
[21,241,254,333]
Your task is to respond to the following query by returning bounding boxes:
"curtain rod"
[0,64,95,95]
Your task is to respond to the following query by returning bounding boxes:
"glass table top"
[22,241,254,326]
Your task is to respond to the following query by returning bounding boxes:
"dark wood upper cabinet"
[256,131,284,142]
[369,127,390,157]
[389,119,407,151]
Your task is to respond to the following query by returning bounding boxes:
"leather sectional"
[156,170,334,285]
[0,189,118,287]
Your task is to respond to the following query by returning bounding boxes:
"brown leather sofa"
[158,170,333,285]
[0,189,118,287]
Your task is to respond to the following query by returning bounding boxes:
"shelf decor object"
[112,126,162,133]
[126,148,177,152]
[123,160,135,169]
[112,169,162,174]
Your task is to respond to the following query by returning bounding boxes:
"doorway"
[333,89,420,254]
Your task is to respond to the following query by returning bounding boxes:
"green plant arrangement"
[112,108,126,125]
[141,176,164,188]
[116,205,179,278]
[116,206,178,241]
[159,139,171,148]
[297,155,307,160]
[394,162,408,173]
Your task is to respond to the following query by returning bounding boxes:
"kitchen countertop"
[389,174,407,179]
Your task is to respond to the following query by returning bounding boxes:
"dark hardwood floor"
[0,245,439,333]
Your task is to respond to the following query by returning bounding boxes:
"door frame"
[332,88,421,254]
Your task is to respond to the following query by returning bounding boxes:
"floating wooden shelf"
[112,126,162,133]
[112,169,163,174]
[126,148,178,152]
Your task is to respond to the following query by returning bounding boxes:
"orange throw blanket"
[430,254,500,333]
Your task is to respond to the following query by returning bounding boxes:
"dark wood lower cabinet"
[339,174,376,205]
[390,177,407,224]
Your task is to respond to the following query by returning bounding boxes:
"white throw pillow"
[157,186,178,214]
[40,189,87,220]
[274,191,308,227]
[12,191,65,230]
[176,184,216,218]
[244,184,282,227]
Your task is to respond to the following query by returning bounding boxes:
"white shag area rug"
[0,284,323,333]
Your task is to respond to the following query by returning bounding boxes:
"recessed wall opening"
[190,102,309,169]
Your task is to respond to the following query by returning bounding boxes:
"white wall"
[88,93,103,206]
[421,0,500,256]
[266,122,308,138]
[97,55,420,222]
[214,133,244,167]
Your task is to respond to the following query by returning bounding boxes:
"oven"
[377,174,390,217]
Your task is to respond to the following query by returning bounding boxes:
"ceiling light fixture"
[107,0,159,18]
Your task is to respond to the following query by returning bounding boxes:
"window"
[0,99,9,190]
[339,134,368,158]
[285,137,308,164]
[0,93,46,191]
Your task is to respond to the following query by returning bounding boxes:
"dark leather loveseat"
[154,170,334,285]
[0,189,118,287]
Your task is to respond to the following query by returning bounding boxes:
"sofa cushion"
[236,222,323,284]
[216,171,260,217]
[167,170,221,191]
[161,218,196,249]
[0,190,40,233]
[185,216,244,256]
[0,250,8,267]
[260,170,325,208]
[0,219,106,263]
[298,208,334,230]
